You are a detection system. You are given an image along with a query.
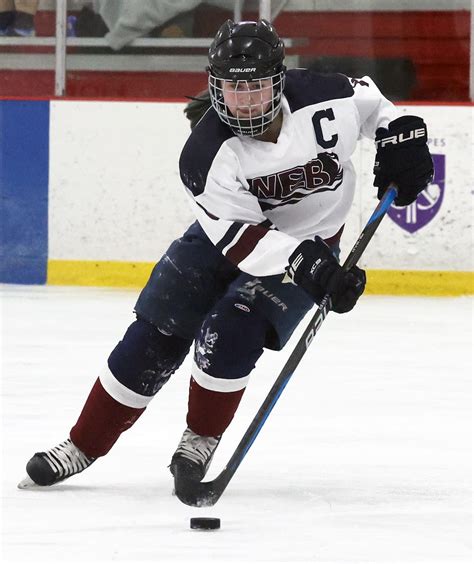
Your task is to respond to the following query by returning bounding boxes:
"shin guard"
[186,296,269,437]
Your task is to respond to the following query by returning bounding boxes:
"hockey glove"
[286,239,366,314]
[373,115,434,206]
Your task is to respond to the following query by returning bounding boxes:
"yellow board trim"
[365,270,473,296]
[47,260,155,288]
[47,260,473,296]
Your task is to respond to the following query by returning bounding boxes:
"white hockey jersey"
[179,70,400,277]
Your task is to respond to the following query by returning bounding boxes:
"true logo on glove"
[375,128,426,148]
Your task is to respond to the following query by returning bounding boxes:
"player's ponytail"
[184,90,212,129]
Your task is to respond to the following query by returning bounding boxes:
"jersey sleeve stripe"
[215,222,244,252]
[225,223,269,266]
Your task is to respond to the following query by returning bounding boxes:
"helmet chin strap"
[224,110,271,137]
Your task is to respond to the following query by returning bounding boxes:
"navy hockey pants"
[135,221,317,353]
[71,222,340,454]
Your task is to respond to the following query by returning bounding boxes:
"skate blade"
[17,476,41,489]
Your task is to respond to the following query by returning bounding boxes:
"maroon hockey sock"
[186,377,245,437]
[70,378,145,458]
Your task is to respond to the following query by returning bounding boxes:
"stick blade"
[173,473,225,507]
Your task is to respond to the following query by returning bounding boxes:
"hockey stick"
[174,185,398,507]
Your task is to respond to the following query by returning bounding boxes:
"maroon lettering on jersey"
[251,175,277,199]
[247,152,343,209]
[277,168,306,198]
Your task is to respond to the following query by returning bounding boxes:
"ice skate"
[169,427,221,483]
[18,438,95,488]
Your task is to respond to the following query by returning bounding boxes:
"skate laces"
[42,438,94,480]
[174,428,220,470]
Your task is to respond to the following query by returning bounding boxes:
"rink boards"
[0,99,472,295]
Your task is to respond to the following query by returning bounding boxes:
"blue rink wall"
[0,101,49,284]
[0,99,472,295]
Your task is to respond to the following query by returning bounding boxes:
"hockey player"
[19,19,433,489]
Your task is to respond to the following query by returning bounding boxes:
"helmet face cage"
[209,71,285,137]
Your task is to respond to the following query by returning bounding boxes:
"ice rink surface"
[0,285,471,563]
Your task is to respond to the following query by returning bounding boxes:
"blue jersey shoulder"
[284,69,354,112]
[179,108,235,197]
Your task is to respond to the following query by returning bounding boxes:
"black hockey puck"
[190,517,221,530]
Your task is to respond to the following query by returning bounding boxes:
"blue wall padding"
[0,101,49,284]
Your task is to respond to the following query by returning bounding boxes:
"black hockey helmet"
[208,19,285,81]
[208,20,286,136]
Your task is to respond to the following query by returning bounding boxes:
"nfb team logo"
[247,152,343,210]
[387,153,445,233]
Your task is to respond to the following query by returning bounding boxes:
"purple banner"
[387,153,445,233]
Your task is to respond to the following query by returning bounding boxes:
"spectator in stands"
[75,1,269,52]
[96,0,202,49]
[0,0,38,37]
[73,0,204,50]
